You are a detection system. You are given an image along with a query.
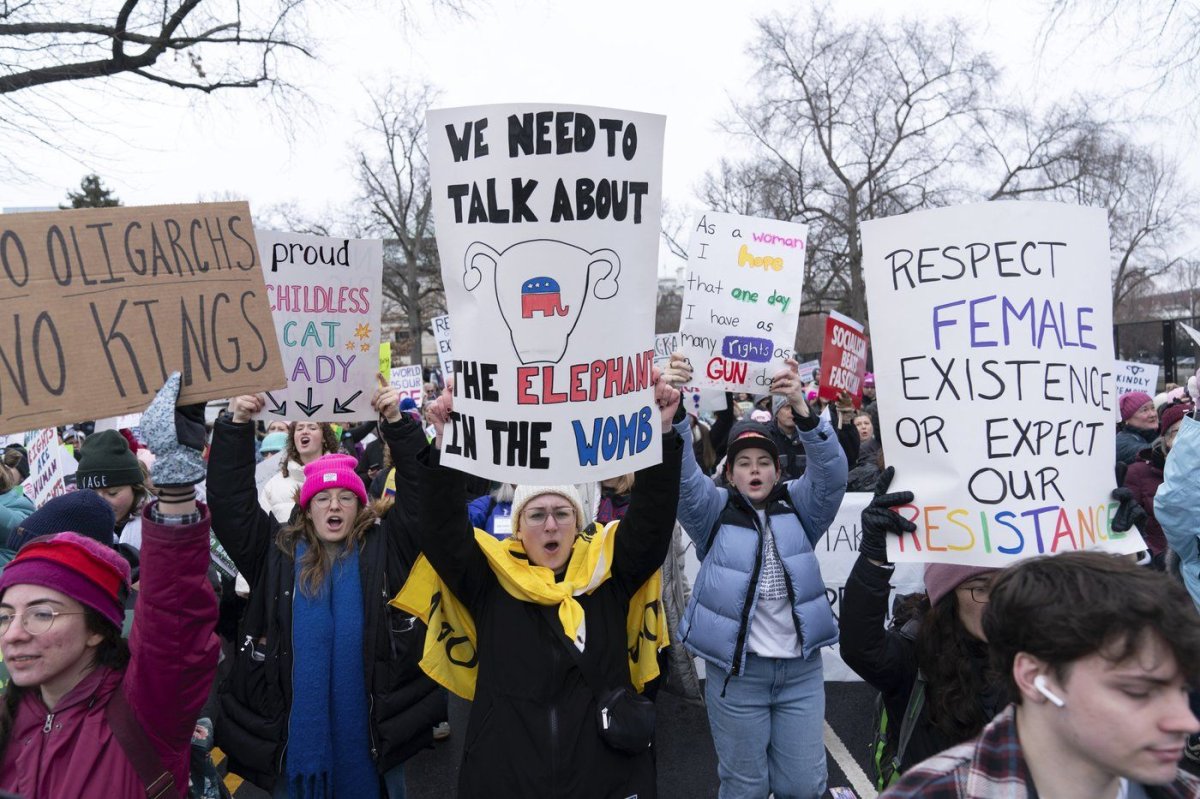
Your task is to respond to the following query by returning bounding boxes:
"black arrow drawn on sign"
[333,390,363,415]
[295,388,323,418]
[265,393,287,416]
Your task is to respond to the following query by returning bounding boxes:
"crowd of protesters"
[0,357,1197,799]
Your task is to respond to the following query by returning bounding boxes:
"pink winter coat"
[0,505,220,798]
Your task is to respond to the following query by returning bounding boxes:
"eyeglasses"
[0,607,87,636]
[523,508,576,527]
[966,585,990,604]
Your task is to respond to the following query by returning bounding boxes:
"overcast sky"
[3,0,1191,242]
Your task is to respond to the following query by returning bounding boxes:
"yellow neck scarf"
[391,522,667,700]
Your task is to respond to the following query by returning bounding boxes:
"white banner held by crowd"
[679,212,807,393]
[390,365,425,406]
[862,201,1140,567]
[432,314,454,376]
[428,103,666,484]
[254,231,384,421]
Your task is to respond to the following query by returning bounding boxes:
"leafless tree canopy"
[356,82,445,365]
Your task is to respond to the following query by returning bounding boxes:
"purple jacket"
[1124,447,1167,556]
[0,505,220,798]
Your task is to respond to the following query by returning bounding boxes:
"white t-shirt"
[746,510,803,659]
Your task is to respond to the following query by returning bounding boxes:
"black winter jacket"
[416,432,683,799]
[839,555,1001,772]
[208,415,443,792]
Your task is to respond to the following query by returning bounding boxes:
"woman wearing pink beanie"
[0,373,219,798]
[1117,390,1159,467]
[206,384,442,798]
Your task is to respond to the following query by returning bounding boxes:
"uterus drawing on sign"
[464,239,621,364]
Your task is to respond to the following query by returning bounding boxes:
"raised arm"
[372,381,428,572]
[207,394,279,585]
[611,371,684,594]
[416,384,492,609]
[663,353,726,556]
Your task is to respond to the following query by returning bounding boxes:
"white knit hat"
[511,484,585,535]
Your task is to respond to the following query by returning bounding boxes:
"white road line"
[824,719,877,799]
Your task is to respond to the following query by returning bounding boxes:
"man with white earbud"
[883,551,1200,799]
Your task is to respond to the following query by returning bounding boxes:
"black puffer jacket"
[839,555,1003,772]
[416,432,683,798]
[208,414,443,792]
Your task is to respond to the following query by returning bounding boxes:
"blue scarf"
[286,542,379,799]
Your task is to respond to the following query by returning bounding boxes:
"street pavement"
[220,681,881,798]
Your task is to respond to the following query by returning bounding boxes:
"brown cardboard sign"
[0,202,285,434]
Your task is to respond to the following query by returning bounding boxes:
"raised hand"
[653,366,682,432]
[662,352,693,388]
[1110,487,1148,534]
[859,466,916,564]
[769,357,810,418]
[142,372,207,488]
[372,378,402,424]
[228,394,265,424]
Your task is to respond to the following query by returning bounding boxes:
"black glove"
[1111,487,1148,534]
[859,466,916,564]
[142,372,207,488]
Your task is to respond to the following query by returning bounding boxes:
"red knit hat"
[298,454,368,509]
[0,532,131,628]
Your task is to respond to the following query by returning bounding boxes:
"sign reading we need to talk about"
[862,201,1143,567]
[428,103,666,484]
[679,212,807,393]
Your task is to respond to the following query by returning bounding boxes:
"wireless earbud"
[1034,674,1066,708]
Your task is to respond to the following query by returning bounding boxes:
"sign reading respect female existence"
[678,212,807,393]
[252,231,383,421]
[427,104,666,484]
[862,201,1143,567]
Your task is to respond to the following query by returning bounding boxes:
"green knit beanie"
[76,430,142,489]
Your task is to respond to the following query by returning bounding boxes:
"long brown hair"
[281,422,338,476]
[915,590,1000,742]
[276,499,377,598]
[0,608,128,757]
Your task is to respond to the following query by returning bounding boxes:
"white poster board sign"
[428,103,666,484]
[432,314,454,376]
[1113,359,1159,403]
[862,201,1140,566]
[93,414,142,434]
[22,428,66,507]
[679,212,807,393]
[390,365,425,406]
[255,231,384,421]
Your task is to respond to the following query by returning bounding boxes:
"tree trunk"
[846,190,867,324]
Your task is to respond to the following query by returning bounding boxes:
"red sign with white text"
[818,310,868,407]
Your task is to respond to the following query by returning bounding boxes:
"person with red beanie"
[206,384,443,798]
[0,372,219,798]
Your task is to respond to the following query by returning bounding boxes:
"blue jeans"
[272,762,405,798]
[704,652,826,799]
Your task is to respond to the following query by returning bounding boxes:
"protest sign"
[862,202,1139,566]
[0,203,285,434]
[655,331,722,415]
[21,428,66,507]
[432,314,454,376]
[678,212,807,393]
[93,413,142,434]
[817,311,868,406]
[1113,359,1159,405]
[390,364,424,406]
[796,359,820,385]
[427,103,665,483]
[254,231,383,422]
[380,342,392,376]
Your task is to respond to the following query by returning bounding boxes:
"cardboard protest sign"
[390,364,424,406]
[818,311,868,406]
[427,103,665,484]
[22,428,66,507]
[0,203,285,434]
[1114,359,1159,406]
[678,212,807,393]
[253,231,383,421]
[862,201,1140,566]
[432,314,454,376]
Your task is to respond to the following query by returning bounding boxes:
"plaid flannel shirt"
[882,704,1200,799]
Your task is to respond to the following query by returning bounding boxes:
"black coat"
[839,555,1000,772]
[417,432,683,798]
[208,415,443,792]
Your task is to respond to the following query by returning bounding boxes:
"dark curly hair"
[915,588,1003,741]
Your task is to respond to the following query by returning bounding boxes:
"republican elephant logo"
[464,239,621,364]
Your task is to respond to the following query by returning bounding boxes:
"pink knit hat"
[1119,391,1154,422]
[298,454,367,509]
[924,563,996,607]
